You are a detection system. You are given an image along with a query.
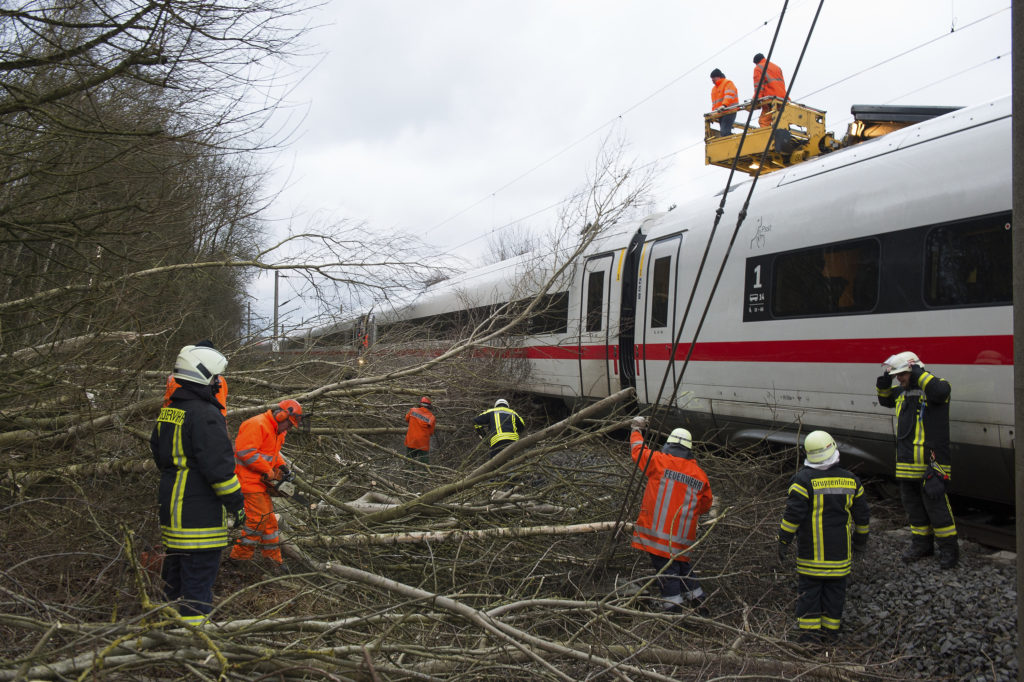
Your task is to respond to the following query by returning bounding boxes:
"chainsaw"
[264,466,314,507]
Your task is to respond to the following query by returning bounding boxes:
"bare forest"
[0,2,964,680]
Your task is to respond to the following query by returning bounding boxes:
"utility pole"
[1013,2,1023,680]
[273,270,280,353]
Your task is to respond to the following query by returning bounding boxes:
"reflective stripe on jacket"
[753,59,786,100]
[711,78,739,109]
[233,410,287,493]
[151,383,242,551]
[404,406,436,451]
[473,407,525,448]
[629,431,712,561]
[877,368,952,479]
[779,465,870,578]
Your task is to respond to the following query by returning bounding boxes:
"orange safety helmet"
[275,399,303,426]
[419,396,432,406]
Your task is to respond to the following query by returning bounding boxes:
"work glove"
[875,374,891,390]
[853,536,868,555]
[227,505,246,530]
[922,464,947,500]
[630,416,647,431]
[908,364,925,388]
[278,465,294,483]
[777,541,790,567]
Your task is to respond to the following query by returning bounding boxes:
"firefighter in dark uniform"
[778,430,869,642]
[876,351,958,568]
[151,343,245,625]
[472,398,525,458]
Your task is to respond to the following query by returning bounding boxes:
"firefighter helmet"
[495,398,509,408]
[665,427,692,449]
[275,398,303,426]
[882,351,923,375]
[804,430,837,464]
[172,345,227,386]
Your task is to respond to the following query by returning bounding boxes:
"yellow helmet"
[665,428,692,449]
[804,430,837,464]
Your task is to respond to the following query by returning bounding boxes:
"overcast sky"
[253,0,1011,331]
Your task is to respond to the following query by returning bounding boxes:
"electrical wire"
[427,5,1008,259]
[423,11,787,236]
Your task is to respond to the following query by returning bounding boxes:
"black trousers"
[407,446,429,464]
[717,112,736,137]
[648,552,703,600]
[162,548,222,619]
[796,574,846,631]
[899,479,957,541]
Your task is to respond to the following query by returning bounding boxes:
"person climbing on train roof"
[752,53,787,127]
[709,68,739,137]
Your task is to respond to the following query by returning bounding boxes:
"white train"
[313,96,1013,504]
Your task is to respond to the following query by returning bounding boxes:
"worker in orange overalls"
[163,340,228,416]
[229,399,302,566]
[709,68,739,137]
[628,417,713,615]
[752,53,787,127]
[404,396,436,464]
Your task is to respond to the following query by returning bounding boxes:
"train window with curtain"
[585,271,604,332]
[925,216,1012,307]
[651,256,671,328]
[771,239,879,317]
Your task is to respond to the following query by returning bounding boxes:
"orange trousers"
[230,491,282,563]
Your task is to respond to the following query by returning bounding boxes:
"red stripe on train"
[524,335,1013,364]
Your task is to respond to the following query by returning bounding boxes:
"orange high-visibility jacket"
[233,410,287,493]
[629,431,713,561]
[711,78,739,110]
[753,59,787,100]
[404,406,436,451]
[164,375,227,417]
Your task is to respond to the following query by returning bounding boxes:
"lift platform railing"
[704,98,838,176]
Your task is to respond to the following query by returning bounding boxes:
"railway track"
[956,512,1016,552]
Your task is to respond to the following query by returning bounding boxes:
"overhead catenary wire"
[423,11,786,237]
[425,5,1007,265]
[585,0,815,583]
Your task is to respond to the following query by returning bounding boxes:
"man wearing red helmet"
[404,396,436,464]
[229,399,302,566]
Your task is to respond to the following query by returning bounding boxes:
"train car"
[326,96,1013,503]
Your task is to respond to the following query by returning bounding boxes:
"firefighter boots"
[900,536,934,563]
[937,538,959,569]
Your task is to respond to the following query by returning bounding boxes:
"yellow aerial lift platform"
[704,98,838,175]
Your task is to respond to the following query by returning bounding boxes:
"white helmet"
[495,398,509,408]
[881,351,923,375]
[665,427,692,449]
[804,430,838,464]
[172,345,227,385]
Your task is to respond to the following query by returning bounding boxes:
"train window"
[925,217,1012,306]
[772,240,879,317]
[651,256,671,328]
[526,292,569,335]
[585,271,604,332]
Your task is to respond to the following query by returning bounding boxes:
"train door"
[578,254,616,397]
[636,234,684,405]
[617,229,645,391]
